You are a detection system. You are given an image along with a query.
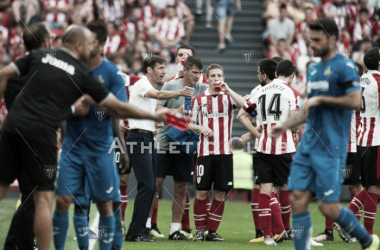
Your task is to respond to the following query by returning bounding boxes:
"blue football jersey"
[299,54,360,156]
[62,59,127,155]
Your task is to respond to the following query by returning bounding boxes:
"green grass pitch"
[0,199,378,249]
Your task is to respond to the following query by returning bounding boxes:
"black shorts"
[358,146,380,187]
[196,155,233,191]
[156,150,194,182]
[253,153,260,185]
[342,152,361,185]
[256,152,291,186]
[0,132,57,193]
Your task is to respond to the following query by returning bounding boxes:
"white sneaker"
[264,236,277,246]
[310,239,323,246]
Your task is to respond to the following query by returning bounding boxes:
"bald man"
[0,25,168,250]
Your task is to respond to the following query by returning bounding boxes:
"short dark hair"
[86,20,108,44]
[184,55,203,71]
[276,59,296,77]
[272,56,284,63]
[176,44,195,57]
[143,55,167,73]
[280,3,287,9]
[363,47,380,70]
[257,58,278,80]
[23,22,50,51]
[355,62,364,77]
[309,18,339,41]
[359,8,369,14]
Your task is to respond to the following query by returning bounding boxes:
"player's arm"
[112,118,130,174]
[0,64,21,98]
[144,86,193,100]
[221,82,246,108]
[313,90,361,110]
[237,108,261,138]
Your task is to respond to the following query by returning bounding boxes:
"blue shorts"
[288,151,347,202]
[56,151,120,203]
[215,0,236,20]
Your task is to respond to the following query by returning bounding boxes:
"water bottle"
[184,96,192,115]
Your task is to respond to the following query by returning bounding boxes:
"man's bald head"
[62,25,91,48]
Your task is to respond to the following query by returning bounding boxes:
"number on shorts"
[197,164,204,177]
[115,151,120,163]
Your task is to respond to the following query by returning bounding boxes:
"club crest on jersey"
[341,50,352,62]
[44,165,57,179]
[95,108,107,121]
[144,51,155,63]
[324,66,331,76]
[241,50,254,63]
[341,165,353,179]
[97,75,104,84]
[292,226,304,239]
[98,226,107,239]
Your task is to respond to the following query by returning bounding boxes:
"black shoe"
[33,241,38,250]
[168,231,189,240]
[256,230,263,239]
[125,235,154,242]
[193,230,205,241]
[206,232,224,241]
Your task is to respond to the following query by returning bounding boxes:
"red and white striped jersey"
[123,19,145,41]
[244,79,298,154]
[323,2,349,30]
[347,110,360,153]
[191,89,237,157]
[154,17,185,41]
[104,33,121,55]
[250,85,262,151]
[141,4,156,26]
[42,0,69,24]
[357,70,380,147]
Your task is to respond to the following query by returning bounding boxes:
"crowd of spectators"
[263,0,380,100]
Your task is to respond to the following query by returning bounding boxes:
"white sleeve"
[136,79,154,97]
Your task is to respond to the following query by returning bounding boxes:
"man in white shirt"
[125,55,193,242]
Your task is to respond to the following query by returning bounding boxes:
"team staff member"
[0,25,168,250]
[125,56,193,242]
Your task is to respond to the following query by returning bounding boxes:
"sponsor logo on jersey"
[242,50,254,63]
[307,81,329,94]
[41,53,75,75]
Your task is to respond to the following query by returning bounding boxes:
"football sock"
[146,218,151,229]
[325,218,334,231]
[270,193,285,234]
[251,188,262,231]
[53,210,69,250]
[279,190,291,230]
[99,215,115,250]
[207,199,225,232]
[151,195,159,225]
[350,193,362,221]
[205,193,211,229]
[363,192,379,234]
[170,223,181,235]
[335,207,372,248]
[292,212,312,250]
[193,198,208,231]
[181,192,191,232]
[73,206,89,250]
[259,193,272,238]
[120,185,128,222]
[113,202,123,250]
[348,189,366,216]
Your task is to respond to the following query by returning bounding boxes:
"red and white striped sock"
[251,188,262,231]
[181,192,191,232]
[363,192,380,234]
[351,193,362,221]
[207,199,225,232]
[271,192,285,234]
[194,198,208,231]
[259,193,272,238]
[279,190,291,230]
[348,189,366,218]
[120,185,128,222]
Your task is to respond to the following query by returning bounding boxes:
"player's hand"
[243,94,251,100]
[120,124,129,134]
[303,96,322,110]
[270,124,286,139]
[118,151,130,175]
[180,86,194,97]
[200,126,213,137]
[220,82,230,92]
[239,132,252,147]
[73,95,89,116]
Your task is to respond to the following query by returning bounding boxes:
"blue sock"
[335,207,372,248]
[73,207,89,249]
[292,212,312,250]
[99,214,115,250]
[112,203,123,250]
[53,210,69,250]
